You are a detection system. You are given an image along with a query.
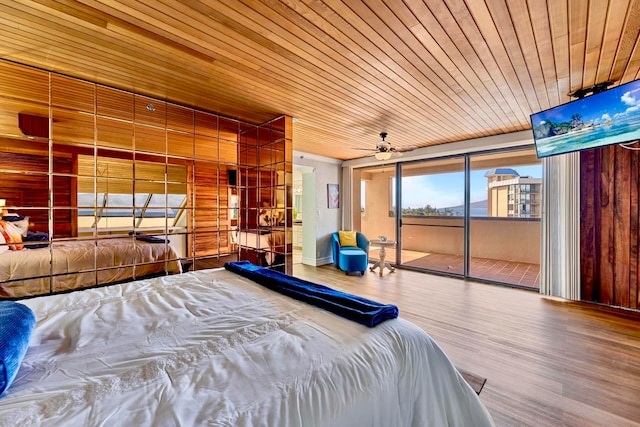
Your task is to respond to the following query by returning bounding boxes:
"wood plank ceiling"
[0,0,639,160]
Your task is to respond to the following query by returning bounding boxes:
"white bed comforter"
[0,268,494,427]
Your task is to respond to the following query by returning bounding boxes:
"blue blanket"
[224,261,398,327]
[24,231,49,249]
[128,231,166,244]
[0,301,36,397]
[136,235,166,244]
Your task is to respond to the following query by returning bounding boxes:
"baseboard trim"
[316,256,333,266]
[301,256,333,266]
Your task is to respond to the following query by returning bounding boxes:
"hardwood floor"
[292,264,640,427]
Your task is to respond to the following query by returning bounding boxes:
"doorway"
[292,167,303,264]
[292,165,316,266]
[398,156,466,274]
[353,164,398,266]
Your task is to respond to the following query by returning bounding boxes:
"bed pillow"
[1,217,29,237]
[338,230,357,247]
[0,221,24,251]
[0,301,36,397]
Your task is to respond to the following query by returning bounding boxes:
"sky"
[531,80,640,126]
[396,164,542,209]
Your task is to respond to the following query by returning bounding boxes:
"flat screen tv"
[531,78,640,158]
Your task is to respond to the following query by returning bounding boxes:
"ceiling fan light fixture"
[375,151,392,160]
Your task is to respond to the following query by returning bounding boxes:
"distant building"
[484,168,541,218]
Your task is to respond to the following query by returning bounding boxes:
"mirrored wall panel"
[0,60,293,298]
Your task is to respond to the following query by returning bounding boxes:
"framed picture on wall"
[327,184,339,209]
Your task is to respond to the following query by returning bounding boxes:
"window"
[77,155,187,232]
[355,148,542,289]
[397,171,464,217]
[388,177,395,217]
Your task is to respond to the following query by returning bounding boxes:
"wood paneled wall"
[190,162,232,257]
[0,141,75,237]
[580,145,640,309]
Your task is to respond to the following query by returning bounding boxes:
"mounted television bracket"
[568,81,614,99]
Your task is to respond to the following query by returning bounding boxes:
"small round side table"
[369,239,397,276]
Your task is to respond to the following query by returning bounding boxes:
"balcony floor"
[372,249,540,290]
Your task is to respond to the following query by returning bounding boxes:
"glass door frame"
[381,144,540,289]
[393,153,467,277]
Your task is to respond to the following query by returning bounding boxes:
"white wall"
[294,151,342,265]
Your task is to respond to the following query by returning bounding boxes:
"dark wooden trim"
[580,149,597,301]
[631,150,640,309]
[581,146,640,309]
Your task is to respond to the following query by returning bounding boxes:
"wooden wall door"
[580,145,640,309]
[190,161,231,257]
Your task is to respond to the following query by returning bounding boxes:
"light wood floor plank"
[292,263,640,427]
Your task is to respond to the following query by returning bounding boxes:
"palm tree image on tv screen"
[531,79,640,158]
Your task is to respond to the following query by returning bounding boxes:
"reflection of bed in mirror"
[0,237,182,298]
[238,229,289,265]
[1,63,291,295]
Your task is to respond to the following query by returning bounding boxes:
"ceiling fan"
[356,132,416,160]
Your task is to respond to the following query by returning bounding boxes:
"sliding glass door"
[354,164,397,265]
[398,157,465,275]
[468,149,542,289]
[352,146,542,288]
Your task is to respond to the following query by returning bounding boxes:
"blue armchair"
[331,231,370,275]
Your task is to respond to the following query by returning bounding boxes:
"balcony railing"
[362,215,540,265]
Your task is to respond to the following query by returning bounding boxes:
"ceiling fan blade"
[392,146,416,153]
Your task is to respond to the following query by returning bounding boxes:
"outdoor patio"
[370,248,540,289]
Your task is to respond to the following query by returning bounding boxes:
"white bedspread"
[0,268,494,426]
